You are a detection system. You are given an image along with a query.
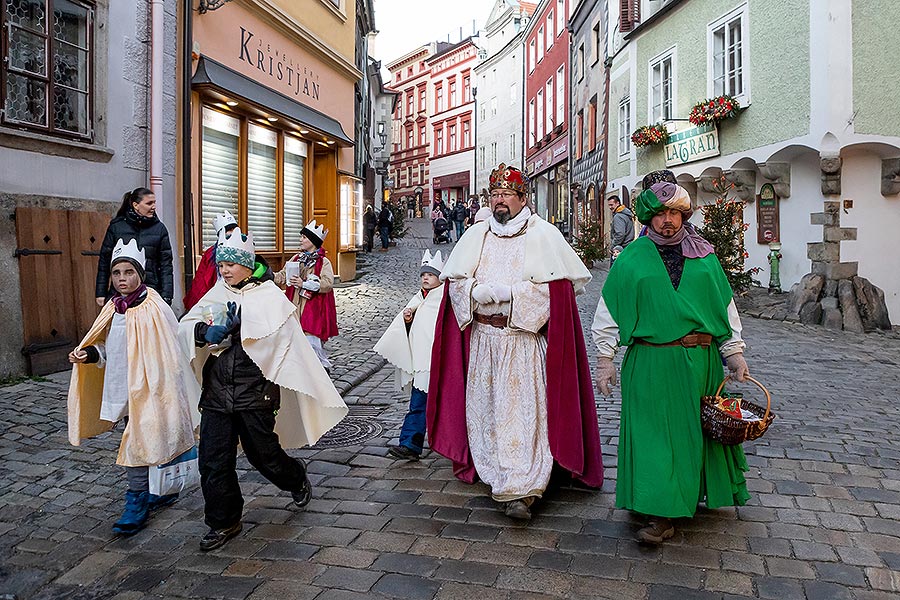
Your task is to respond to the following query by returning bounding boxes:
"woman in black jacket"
[96,188,174,305]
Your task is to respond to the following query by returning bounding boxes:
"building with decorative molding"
[605,0,899,325]
[524,0,572,236]
[474,0,535,197]
[427,37,480,207]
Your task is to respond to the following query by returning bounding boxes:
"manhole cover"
[314,406,385,448]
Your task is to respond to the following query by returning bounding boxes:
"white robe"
[373,284,444,393]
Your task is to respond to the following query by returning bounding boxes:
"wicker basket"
[701,376,775,445]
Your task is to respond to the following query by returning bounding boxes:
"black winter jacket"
[96,209,174,301]
[194,263,280,413]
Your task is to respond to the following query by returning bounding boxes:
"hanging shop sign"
[756,183,780,244]
[664,123,720,167]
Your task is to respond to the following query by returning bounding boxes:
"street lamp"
[198,0,233,13]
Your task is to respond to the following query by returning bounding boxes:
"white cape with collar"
[178,279,347,448]
[440,213,592,293]
[373,283,444,392]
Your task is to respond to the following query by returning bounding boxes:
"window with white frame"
[528,99,536,145]
[436,127,444,154]
[592,22,601,64]
[463,120,470,146]
[556,65,565,126]
[536,89,544,139]
[577,44,585,81]
[509,133,516,156]
[510,82,517,106]
[546,13,554,47]
[649,49,675,123]
[491,141,497,165]
[708,5,748,100]
[545,78,554,131]
[448,123,457,152]
[618,96,631,157]
[529,40,535,72]
[537,27,544,61]
[480,145,486,169]
[480,102,486,121]
[491,96,497,116]
[556,0,564,35]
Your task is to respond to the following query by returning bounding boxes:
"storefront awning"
[192,56,353,146]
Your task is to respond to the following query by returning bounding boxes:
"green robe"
[602,236,750,518]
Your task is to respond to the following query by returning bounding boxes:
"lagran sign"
[665,123,720,167]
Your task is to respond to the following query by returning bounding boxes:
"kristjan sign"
[238,27,322,102]
[664,123,719,167]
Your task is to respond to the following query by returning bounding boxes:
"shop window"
[246,123,278,251]
[283,135,307,250]
[339,176,362,250]
[1,0,94,139]
[201,108,240,249]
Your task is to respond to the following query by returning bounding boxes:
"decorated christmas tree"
[698,175,759,294]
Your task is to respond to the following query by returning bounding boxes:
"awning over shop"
[192,55,353,146]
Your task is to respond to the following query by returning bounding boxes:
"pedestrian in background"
[451,199,468,241]
[68,239,198,536]
[594,180,751,544]
[378,203,393,252]
[96,187,174,305]
[363,205,376,253]
[374,250,445,460]
[468,196,480,226]
[407,196,416,220]
[608,195,635,253]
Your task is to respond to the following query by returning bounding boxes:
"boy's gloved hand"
[472,283,499,305]
[225,301,241,331]
[204,325,229,345]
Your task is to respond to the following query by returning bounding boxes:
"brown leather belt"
[634,333,713,348]
[474,313,509,329]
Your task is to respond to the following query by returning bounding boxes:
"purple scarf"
[645,222,715,259]
[113,284,147,314]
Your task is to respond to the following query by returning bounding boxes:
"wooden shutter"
[620,0,640,32]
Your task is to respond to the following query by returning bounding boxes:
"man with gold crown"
[427,163,604,521]
[183,210,238,311]
[274,220,338,371]
[593,179,752,544]
[179,227,348,551]
[68,238,199,535]
[374,249,445,460]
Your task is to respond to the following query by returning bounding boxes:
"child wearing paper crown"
[374,250,445,460]
[179,226,348,551]
[67,239,200,536]
[183,210,238,311]
[274,220,338,372]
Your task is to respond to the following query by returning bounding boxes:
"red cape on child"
[183,245,217,312]
[285,249,339,342]
[426,279,604,488]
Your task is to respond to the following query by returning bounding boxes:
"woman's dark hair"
[116,187,154,217]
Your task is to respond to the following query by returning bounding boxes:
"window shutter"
[283,137,307,251]
[620,0,639,33]
[247,124,278,251]
[201,109,240,250]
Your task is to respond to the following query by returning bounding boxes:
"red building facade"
[524,0,571,236]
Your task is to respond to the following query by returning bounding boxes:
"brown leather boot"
[637,517,675,544]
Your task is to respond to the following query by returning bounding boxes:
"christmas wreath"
[630,123,669,147]
[689,95,741,127]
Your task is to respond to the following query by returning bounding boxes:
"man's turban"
[634,182,693,225]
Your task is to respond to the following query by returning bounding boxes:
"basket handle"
[714,375,772,422]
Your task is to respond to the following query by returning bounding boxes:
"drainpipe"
[181,0,195,289]
[149,0,164,214]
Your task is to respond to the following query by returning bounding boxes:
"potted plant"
[631,123,669,147]
[689,95,741,127]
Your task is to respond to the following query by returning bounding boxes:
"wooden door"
[312,147,338,269]
[68,210,112,339]
[15,207,78,374]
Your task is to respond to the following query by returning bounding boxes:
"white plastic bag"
[148,446,199,496]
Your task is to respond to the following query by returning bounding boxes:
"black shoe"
[388,445,421,461]
[291,476,312,508]
[504,500,532,521]
[199,521,242,551]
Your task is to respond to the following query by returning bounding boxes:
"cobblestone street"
[2,218,900,600]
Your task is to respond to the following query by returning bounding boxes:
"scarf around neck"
[113,284,147,314]
[645,222,715,259]
[489,206,531,237]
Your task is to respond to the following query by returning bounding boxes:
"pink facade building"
[524,0,571,235]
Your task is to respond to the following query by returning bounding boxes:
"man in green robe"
[593,178,752,544]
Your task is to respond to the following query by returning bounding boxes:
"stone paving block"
[332,514,390,531]
[748,536,793,557]
[440,523,500,543]
[385,517,445,536]
[434,558,501,585]
[494,566,575,596]
[647,586,721,600]
[876,551,900,569]
[256,560,324,583]
[460,542,532,566]
[312,566,383,592]
[631,562,705,589]
[253,541,318,561]
[792,540,838,562]
[188,575,261,599]
[525,550,572,572]
[409,537,469,560]
[434,582,510,600]
[556,532,617,556]
[175,553,231,574]
[661,545,720,569]
[312,546,378,568]
[803,580,854,600]
[813,561,867,587]
[371,552,441,576]
[494,528,559,549]
[301,526,361,546]
[54,550,123,586]
[372,573,441,599]
[351,531,417,553]
[765,557,816,579]
[755,576,806,599]
[702,570,753,595]
[246,581,321,600]
[568,554,630,580]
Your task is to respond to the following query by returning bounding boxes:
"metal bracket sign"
[664,123,720,167]
[756,183,780,243]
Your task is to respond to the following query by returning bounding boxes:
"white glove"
[301,278,321,292]
[493,283,512,303]
[595,357,617,396]
[472,283,499,305]
[725,353,749,382]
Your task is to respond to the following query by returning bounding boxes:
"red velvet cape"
[426,279,604,488]
[285,250,339,342]
[183,245,217,312]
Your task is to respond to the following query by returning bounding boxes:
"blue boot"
[112,490,149,535]
[148,493,179,512]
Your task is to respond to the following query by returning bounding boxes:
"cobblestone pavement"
[2,218,900,600]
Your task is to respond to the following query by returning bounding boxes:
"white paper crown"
[212,210,238,234]
[420,249,444,275]
[111,238,146,269]
[301,219,327,244]
[218,225,255,253]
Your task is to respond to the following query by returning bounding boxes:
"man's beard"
[493,209,511,224]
